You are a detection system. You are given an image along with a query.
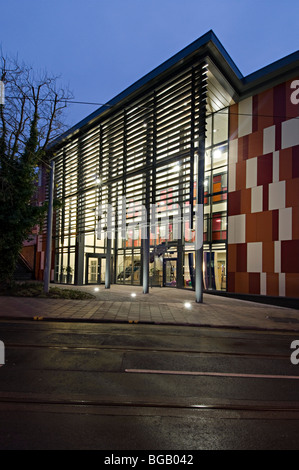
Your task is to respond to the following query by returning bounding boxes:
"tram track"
[0,390,299,414]
[1,342,298,415]
[1,341,292,361]
[1,322,299,449]
[1,322,298,416]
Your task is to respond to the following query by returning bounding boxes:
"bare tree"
[0,50,72,286]
[0,50,72,161]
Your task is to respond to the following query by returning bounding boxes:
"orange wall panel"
[286,274,299,298]
[246,213,257,243]
[286,178,299,207]
[241,188,251,215]
[257,88,274,130]
[227,244,237,273]
[229,104,239,140]
[266,273,279,296]
[256,211,273,242]
[248,130,263,159]
[235,272,249,294]
[235,161,246,191]
[279,148,293,181]
[262,241,274,273]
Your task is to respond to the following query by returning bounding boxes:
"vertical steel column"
[195,62,208,303]
[142,223,149,293]
[142,171,150,294]
[143,109,153,294]
[177,161,184,289]
[190,68,196,231]
[121,111,127,284]
[105,135,112,289]
[105,225,112,289]
[75,138,85,285]
[43,160,55,293]
[58,151,66,283]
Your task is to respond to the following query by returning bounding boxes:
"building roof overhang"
[48,30,299,151]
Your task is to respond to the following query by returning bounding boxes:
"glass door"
[100,257,106,284]
[86,255,107,285]
[87,257,100,284]
[163,258,177,287]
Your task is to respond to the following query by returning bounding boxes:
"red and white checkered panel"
[228,79,299,297]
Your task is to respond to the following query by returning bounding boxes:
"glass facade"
[52,62,229,292]
[204,109,228,290]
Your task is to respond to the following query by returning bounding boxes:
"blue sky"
[1,0,298,128]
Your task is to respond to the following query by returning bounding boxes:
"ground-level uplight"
[184,302,192,309]
[94,287,100,292]
[131,293,137,298]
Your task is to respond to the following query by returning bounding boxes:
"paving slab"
[0,284,299,332]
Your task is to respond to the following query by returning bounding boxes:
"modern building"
[31,30,299,300]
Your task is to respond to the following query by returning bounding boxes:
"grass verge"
[0,282,96,300]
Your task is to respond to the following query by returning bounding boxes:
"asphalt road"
[0,319,299,450]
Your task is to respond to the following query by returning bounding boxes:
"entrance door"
[163,258,177,287]
[86,255,106,285]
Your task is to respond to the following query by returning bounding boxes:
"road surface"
[0,319,298,450]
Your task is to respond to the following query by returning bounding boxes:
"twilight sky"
[1,0,298,130]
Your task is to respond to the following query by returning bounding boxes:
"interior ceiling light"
[213,149,222,159]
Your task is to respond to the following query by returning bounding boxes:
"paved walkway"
[0,284,299,332]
